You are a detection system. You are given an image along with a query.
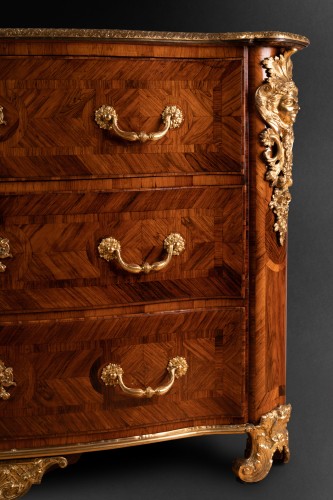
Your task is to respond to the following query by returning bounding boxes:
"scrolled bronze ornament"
[0,457,67,498]
[0,237,12,272]
[256,49,300,245]
[232,404,291,482]
[0,360,16,400]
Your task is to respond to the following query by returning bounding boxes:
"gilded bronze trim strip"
[0,404,291,486]
[0,28,310,47]
[0,424,247,460]
[0,405,290,460]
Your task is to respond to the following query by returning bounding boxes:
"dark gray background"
[0,0,331,498]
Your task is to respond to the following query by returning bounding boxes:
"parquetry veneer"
[0,28,309,498]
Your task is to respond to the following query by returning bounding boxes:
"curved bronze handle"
[100,356,188,398]
[98,232,185,274]
[0,237,12,272]
[94,105,183,143]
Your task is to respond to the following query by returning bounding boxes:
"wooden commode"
[0,28,309,498]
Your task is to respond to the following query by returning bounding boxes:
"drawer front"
[0,308,246,449]
[0,184,245,312]
[0,56,245,178]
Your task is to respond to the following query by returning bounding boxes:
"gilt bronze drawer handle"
[0,237,12,272]
[0,360,16,400]
[98,232,185,274]
[100,356,188,399]
[94,104,183,143]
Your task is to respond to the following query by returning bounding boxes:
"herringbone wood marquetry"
[0,55,245,179]
[0,308,245,450]
[0,182,245,312]
[0,37,250,458]
[0,31,309,493]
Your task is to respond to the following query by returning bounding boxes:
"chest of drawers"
[0,28,309,498]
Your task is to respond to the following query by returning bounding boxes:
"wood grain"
[0,182,246,312]
[0,34,300,461]
[0,54,245,179]
[0,308,246,450]
[247,46,287,422]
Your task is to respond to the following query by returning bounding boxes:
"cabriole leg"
[233,404,291,482]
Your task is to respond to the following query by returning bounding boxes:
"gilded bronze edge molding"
[0,28,310,46]
[256,49,300,245]
[0,404,291,486]
[0,424,247,460]
[0,404,291,461]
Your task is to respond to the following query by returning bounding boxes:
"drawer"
[0,307,246,449]
[0,55,245,179]
[0,183,246,312]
